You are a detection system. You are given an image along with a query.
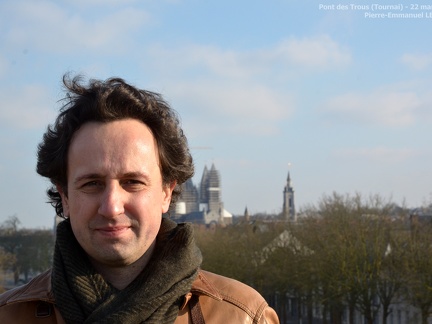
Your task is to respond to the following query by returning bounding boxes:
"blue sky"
[1,0,431,229]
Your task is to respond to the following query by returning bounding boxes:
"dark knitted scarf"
[52,218,202,324]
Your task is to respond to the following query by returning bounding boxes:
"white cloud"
[168,80,295,136]
[145,40,327,136]
[0,84,55,129]
[142,35,349,136]
[185,82,291,120]
[401,53,432,70]
[272,34,351,68]
[148,44,264,79]
[322,89,422,127]
[3,0,150,54]
[147,34,351,80]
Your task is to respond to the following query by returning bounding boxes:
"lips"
[94,225,131,237]
[97,226,129,231]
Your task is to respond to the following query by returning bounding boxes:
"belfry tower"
[282,172,296,221]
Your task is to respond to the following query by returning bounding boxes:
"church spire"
[244,206,250,222]
[283,171,296,221]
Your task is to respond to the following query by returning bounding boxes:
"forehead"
[71,119,155,144]
[67,119,160,175]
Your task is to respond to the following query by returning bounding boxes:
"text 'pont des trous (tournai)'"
[318,3,432,19]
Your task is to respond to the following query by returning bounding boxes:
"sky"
[0,0,431,229]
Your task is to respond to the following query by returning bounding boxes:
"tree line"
[0,216,54,291]
[1,193,431,323]
[194,192,432,324]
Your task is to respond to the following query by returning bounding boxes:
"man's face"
[59,119,175,268]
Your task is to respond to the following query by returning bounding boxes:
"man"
[0,76,279,323]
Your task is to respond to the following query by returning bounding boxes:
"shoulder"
[0,269,53,307]
[190,270,279,323]
[0,270,57,322]
[193,270,265,304]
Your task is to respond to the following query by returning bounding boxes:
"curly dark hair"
[37,75,194,217]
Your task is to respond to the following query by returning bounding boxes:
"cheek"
[64,193,94,220]
[143,216,162,238]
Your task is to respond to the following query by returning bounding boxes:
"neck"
[90,241,156,290]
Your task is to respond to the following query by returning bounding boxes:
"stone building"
[174,164,232,225]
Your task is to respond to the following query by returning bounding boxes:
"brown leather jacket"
[0,269,279,323]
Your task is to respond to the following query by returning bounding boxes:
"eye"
[83,181,101,187]
[121,179,145,191]
[79,181,104,193]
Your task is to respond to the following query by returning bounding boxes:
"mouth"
[94,226,131,237]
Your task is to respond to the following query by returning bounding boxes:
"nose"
[98,183,125,218]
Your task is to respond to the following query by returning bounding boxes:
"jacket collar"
[190,270,222,300]
[1,269,54,305]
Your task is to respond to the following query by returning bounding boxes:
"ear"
[162,181,177,213]
[56,185,70,217]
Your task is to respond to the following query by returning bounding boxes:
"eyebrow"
[73,172,151,185]
[122,172,151,182]
[73,173,103,185]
